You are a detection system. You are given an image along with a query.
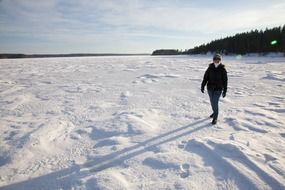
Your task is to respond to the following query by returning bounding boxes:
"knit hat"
[213,53,222,60]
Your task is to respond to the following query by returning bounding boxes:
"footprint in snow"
[142,157,178,170]
[180,163,190,178]
[120,91,132,105]
[264,154,277,163]
[178,140,188,149]
[229,133,235,141]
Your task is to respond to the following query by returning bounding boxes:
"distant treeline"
[0,53,149,59]
[152,25,285,56]
[152,49,188,56]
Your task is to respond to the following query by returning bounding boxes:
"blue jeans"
[207,89,222,119]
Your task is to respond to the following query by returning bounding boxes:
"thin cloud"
[0,0,284,53]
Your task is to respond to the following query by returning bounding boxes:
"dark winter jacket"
[201,63,228,92]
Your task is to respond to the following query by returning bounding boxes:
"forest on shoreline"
[152,25,285,56]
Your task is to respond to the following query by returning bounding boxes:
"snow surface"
[0,55,285,190]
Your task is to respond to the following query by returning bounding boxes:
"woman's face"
[213,58,221,63]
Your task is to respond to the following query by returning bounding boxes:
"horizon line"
[0,52,152,59]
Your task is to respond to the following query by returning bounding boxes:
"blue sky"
[0,0,285,54]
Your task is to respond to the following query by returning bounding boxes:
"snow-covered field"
[0,55,285,190]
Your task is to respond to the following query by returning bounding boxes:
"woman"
[201,54,228,124]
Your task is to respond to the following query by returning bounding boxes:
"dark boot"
[212,118,217,125]
[209,113,214,118]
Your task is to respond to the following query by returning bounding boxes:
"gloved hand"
[201,88,204,93]
[222,91,226,98]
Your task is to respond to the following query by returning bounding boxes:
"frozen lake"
[0,55,285,190]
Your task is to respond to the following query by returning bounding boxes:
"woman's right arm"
[201,67,209,91]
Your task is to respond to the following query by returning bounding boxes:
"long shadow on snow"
[186,140,285,190]
[187,140,258,190]
[0,118,209,190]
[209,141,285,190]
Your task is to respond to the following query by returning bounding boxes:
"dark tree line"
[152,25,285,56]
[152,49,177,55]
[189,25,285,55]
[152,49,189,56]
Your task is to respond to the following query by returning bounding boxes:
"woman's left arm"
[222,67,228,94]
